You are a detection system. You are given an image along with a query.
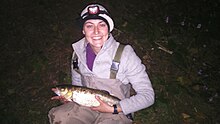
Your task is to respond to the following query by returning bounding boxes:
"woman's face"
[83,19,109,53]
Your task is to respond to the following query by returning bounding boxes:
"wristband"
[112,104,119,114]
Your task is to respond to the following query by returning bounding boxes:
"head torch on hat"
[80,4,114,32]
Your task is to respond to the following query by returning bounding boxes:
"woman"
[48,3,154,124]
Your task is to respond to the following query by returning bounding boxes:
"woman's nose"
[94,26,99,34]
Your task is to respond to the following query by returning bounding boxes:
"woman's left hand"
[90,96,114,113]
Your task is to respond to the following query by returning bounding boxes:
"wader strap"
[72,51,81,74]
[110,44,125,79]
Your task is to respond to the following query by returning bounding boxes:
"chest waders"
[72,44,133,120]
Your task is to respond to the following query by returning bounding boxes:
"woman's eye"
[86,25,93,28]
[100,23,107,27]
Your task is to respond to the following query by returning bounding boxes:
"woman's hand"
[90,96,114,113]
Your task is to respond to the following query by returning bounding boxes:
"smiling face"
[83,19,109,54]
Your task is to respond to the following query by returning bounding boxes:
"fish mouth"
[52,88,60,96]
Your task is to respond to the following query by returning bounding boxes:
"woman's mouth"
[92,36,102,40]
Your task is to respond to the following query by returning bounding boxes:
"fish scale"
[53,84,120,107]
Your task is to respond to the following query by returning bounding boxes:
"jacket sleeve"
[119,45,155,115]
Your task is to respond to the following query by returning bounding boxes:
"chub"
[52,84,120,107]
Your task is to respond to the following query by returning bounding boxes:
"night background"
[0,0,220,123]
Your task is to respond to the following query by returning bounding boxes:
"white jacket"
[71,34,155,115]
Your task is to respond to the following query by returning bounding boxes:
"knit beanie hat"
[80,3,114,32]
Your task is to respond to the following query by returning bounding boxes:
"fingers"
[95,95,104,104]
[90,96,102,110]
[51,96,62,100]
[90,96,113,113]
[51,96,70,103]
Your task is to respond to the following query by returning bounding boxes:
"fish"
[52,84,120,107]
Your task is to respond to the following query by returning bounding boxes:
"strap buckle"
[111,61,120,71]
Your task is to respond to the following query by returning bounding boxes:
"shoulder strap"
[110,44,125,79]
[72,51,78,69]
[71,51,81,74]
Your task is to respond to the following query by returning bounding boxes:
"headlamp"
[88,5,100,15]
[80,4,114,32]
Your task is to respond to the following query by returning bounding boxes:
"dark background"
[0,0,219,123]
